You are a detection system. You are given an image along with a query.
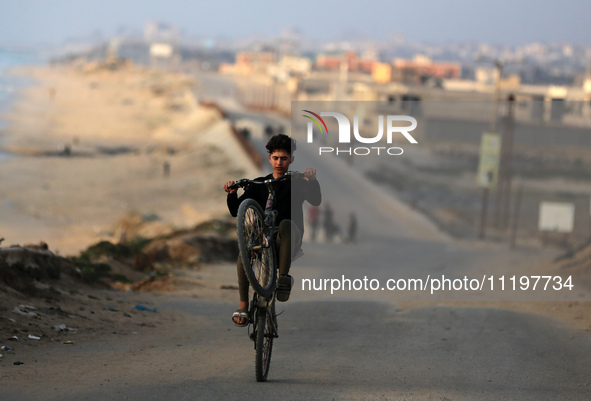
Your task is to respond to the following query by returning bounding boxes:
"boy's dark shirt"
[227,173,321,238]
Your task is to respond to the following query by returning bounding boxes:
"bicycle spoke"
[252,250,269,286]
[245,209,263,247]
[237,199,275,299]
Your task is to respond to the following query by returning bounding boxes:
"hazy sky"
[1,0,589,46]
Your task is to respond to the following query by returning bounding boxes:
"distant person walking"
[347,212,358,243]
[264,124,274,139]
[324,202,335,243]
[163,161,170,178]
[308,205,320,242]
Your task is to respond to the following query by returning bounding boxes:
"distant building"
[475,68,521,90]
[278,56,311,75]
[583,66,591,103]
[392,55,461,81]
[391,67,422,84]
[236,51,275,68]
[219,51,276,75]
[585,78,591,99]
[315,54,341,71]
[267,56,312,82]
[316,51,376,73]
[372,62,392,84]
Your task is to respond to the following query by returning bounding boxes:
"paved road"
[5,72,589,401]
[194,72,591,397]
[189,73,590,399]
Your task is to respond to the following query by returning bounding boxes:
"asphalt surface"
[7,298,589,401]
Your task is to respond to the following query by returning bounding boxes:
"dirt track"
[1,68,590,400]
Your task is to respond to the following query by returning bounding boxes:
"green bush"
[75,262,112,283]
[77,241,131,263]
[127,236,151,254]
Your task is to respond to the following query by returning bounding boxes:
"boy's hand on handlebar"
[303,168,317,181]
[223,181,237,194]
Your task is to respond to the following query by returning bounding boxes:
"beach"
[0,60,259,367]
[0,62,258,255]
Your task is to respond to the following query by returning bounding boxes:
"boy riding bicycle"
[223,134,322,326]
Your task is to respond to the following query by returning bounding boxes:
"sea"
[0,48,44,160]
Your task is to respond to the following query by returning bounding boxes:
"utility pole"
[478,60,503,240]
[490,61,504,133]
[500,95,515,230]
[490,61,504,230]
[478,187,490,240]
[510,180,523,250]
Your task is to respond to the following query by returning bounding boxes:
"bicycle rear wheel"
[237,199,276,298]
[255,306,274,382]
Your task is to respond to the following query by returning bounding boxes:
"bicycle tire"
[255,306,274,382]
[237,199,276,298]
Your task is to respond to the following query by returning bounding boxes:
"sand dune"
[0,63,258,255]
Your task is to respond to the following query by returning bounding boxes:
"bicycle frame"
[249,292,278,340]
[250,179,279,338]
[262,179,278,249]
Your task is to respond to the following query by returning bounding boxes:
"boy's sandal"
[276,275,293,302]
[232,309,249,327]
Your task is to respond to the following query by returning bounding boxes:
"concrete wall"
[424,116,591,149]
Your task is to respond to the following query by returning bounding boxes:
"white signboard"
[150,43,173,58]
[477,133,501,188]
[538,202,575,233]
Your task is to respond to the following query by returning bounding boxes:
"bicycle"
[229,171,305,382]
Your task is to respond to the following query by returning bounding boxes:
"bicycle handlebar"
[228,171,306,190]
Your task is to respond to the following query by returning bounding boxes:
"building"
[235,51,276,67]
[267,56,312,82]
[372,62,392,84]
[316,51,376,73]
[392,55,461,81]
[220,51,276,76]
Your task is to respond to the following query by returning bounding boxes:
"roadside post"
[509,180,523,250]
[496,94,516,231]
[477,133,502,239]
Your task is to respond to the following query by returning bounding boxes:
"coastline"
[0,62,258,255]
[0,49,42,154]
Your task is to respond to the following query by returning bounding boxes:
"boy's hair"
[266,134,297,155]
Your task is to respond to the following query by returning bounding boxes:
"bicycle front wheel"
[255,306,274,382]
[237,199,276,298]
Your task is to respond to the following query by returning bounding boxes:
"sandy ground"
[0,63,257,255]
[0,62,258,380]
